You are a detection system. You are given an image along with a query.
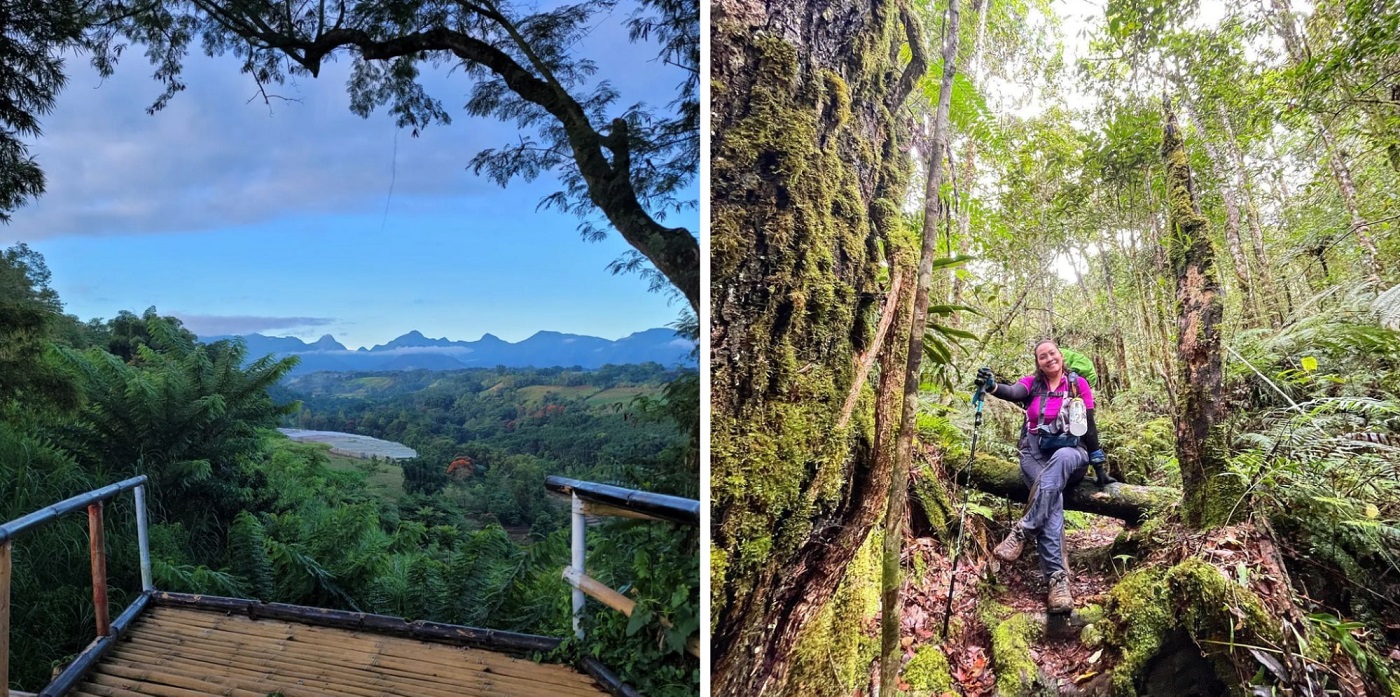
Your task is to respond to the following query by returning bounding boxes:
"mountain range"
[201,328,696,374]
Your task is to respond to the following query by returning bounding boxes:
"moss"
[1078,603,1106,625]
[1104,560,1279,696]
[902,644,954,694]
[710,545,728,633]
[1105,568,1173,695]
[910,462,953,539]
[980,602,1045,696]
[709,0,918,683]
[785,531,884,695]
[711,21,901,621]
[820,70,852,127]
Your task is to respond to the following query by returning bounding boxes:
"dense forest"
[713,0,1399,694]
[280,363,697,532]
[0,246,699,695]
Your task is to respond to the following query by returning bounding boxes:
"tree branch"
[888,3,928,112]
[191,16,700,310]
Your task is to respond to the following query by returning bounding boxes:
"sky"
[7,11,696,350]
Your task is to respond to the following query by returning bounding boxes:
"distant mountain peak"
[308,334,346,351]
[210,326,697,374]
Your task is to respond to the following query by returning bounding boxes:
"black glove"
[975,366,995,392]
[1089,450,1115,487]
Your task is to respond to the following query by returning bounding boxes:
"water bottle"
[1066,397,1087,436]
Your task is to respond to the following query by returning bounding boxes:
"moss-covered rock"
[1082,621,1105,649]
[980,601,1049,696]
[1104,559,1280,696]
[902,643,955,695]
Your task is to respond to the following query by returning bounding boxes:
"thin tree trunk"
[1216,103,1281,327]
[1271,0,1382,283]
[1101,248,1131,392]
[882,3,960,693]
[1163,97,1236,528]
[1186,100,1259,321]
[1318,127,1382,282]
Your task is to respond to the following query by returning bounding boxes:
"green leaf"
[626,608,652,636]
[926,303,980,316]
[929,254,974,271]
[1301,356,1318,372]
[929,324,979,341]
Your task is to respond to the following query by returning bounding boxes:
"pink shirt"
[1018,373,1094,429]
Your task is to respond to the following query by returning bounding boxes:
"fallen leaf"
[1389,649,1400,662]
[1075,670,1098,683]
[1088,649,1103,664]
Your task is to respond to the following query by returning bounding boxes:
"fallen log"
[951,454,1180,526]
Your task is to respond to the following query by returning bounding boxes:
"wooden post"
[88,502,110,637]
[2,540,11,696]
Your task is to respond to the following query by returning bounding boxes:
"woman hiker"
[975,338,1112,614]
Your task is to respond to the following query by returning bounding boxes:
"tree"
[0,2,92,220]
[1162,97,1236,527]
[0,243,80,411]
[709,0,925,691]
[57,313,298,542]
[91,0,700,310]
[104,307,198,363]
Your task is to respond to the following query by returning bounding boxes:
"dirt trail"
[887,515,1124,696]
[993,516,1123,691]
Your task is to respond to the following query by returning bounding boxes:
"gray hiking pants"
[1017,434,1089,577]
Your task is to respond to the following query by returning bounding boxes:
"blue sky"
[6,14,695,350]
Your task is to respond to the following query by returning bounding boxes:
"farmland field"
[323,451,406,500]
[584,386,657,406]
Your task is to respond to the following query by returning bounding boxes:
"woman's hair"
[1031,338,1059,384]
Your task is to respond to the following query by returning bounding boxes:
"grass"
[324,452,406,500]
[584,386,657,406]
[515,385,596,404]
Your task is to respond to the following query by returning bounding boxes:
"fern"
[227,511,275,600]
[1374,283,1400,330]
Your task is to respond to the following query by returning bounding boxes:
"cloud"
[174,313,336,336]
[6,16,690,242]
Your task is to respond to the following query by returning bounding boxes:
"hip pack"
[1027,372,1082,455]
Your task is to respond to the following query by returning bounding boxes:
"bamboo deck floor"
[70,605,608,697]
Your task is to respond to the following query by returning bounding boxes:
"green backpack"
[1060,348,1098,388]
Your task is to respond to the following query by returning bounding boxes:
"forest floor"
[886,515,1124,696]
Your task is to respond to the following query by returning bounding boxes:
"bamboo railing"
[0,475,153,697]
[544,476,700,659]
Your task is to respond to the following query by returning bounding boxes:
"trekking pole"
[941,384,985,639]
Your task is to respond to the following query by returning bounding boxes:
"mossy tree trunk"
[1162,98,1237,528]
[882,2,959,694]
[710,0,922,690]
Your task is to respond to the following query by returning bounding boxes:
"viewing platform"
[2,474,705,697]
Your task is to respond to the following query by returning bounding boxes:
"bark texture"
[710,0,921,689]
[1163,99,1238,528]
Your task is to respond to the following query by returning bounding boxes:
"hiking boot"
[993,526,1027,562]
[1047,571,1073,614]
